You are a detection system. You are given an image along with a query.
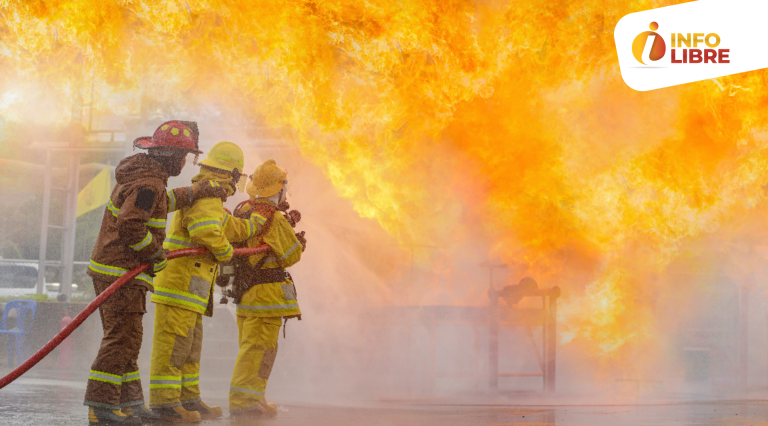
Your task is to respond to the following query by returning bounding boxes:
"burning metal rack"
[363,278,560,395]
[488,280,560,393]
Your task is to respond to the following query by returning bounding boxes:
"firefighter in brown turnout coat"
[84,121,226,425]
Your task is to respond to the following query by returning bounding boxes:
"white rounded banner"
[614,0,768,91]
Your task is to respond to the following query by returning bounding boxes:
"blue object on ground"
[0,300,38,367]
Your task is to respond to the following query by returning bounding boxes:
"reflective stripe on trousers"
[230,386,263,396]
[150,376,182,389]
[236,303,299,311]
[229,316,281,411]
[149,305,203,408]
[122,371,141,382]
[182,374,200,386]
[89,370,122,385]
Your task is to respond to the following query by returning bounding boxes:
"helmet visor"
[282,169,291,198]
[236,174,247,193]
[232,169,247,193]
[284,178,292,198]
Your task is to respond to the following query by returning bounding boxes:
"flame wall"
[3,0,768,364]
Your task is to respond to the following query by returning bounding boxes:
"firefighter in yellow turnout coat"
[148,142,260,423]
[229,159,304,416]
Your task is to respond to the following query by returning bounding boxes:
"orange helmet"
[133,120,203,154]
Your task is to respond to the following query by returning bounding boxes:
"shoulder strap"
[258,212,276,245]
[250,202,278,219]
[231,201,279,257]
[233,200,255,219]
[244,203,278,244]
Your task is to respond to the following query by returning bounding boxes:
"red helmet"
[133,120,203,154]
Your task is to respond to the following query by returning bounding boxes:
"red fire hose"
[0,245,269,390]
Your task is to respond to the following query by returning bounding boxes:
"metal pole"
[428,312,436,395]
[481,262,507,392]
[406,325,412,397]
[60,152,80,301]
[488,267,499,391]
[488,293,499,390]
[545,288,560,393]
[739,285,749,390]
[541,296,548,392]
[37,150,53,295]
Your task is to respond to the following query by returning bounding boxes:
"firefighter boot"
[230,402,278,418]
[123,403,163,421]
[88,407,142,425]
[259,402,278,417]
[153,406,202,423]
[182,400,223,420]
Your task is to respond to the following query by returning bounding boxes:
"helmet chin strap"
[266,188,285,205]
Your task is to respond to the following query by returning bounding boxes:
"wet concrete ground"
[2,371,768,426]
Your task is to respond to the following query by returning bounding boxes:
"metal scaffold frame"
[33,141,124,301]
[0,135,125,301]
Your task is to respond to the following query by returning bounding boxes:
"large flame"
[2,0,768,357]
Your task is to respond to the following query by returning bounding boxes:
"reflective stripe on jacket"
[235,199,302,318]
[88,260,155,287]
[106,199,168,229]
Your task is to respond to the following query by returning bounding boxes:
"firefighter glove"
[295,231,307,252]
[144,248,168,277]
[190,180,228,203]
[286,210,301,227]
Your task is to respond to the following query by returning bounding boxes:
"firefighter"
[84,120,227,425]
[148,141,261,422]
[228,159,305,417]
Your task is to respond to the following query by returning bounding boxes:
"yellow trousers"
[229,316,282,412]
[149,304,203,408]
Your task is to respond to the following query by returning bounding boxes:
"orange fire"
[2,0,767,358]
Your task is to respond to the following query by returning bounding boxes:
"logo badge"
[614,1,767,91]
[631,22,666,65]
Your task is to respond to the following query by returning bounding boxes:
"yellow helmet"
[198,141,245,174]
[247,159,287,198]
[198,142,247,192]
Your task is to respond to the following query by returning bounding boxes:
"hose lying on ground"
[0,245,269,390]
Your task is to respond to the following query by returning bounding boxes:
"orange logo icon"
[632,22,666,64]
